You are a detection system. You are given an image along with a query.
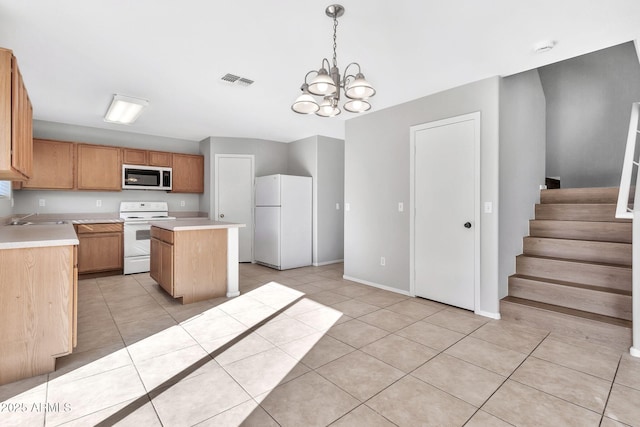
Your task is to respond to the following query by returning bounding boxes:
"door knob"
[220,214,225,218]
[464,222,472,229]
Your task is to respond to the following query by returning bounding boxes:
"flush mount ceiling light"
[291,4,376,117]
[104,94,149,124]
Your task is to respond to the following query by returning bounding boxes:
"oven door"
[124,221,151,257]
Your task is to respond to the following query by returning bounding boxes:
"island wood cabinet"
[0,47,33,181]
[172,153,204,193]
[76,144,122,191]
[150,226,227,304]
[0,244,78,385]
[20,139,75,189]
[75,222,123,274]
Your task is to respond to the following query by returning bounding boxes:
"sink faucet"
[11,212,36,222]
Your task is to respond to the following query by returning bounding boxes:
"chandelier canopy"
[291,4,376,117]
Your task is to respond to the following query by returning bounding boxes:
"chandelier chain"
[332,15,338,68]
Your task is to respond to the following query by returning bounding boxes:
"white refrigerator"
[254,174,312,270]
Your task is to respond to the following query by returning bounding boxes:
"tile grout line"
[598,354,623,426]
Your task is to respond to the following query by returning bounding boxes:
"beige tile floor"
[1,263,639,426]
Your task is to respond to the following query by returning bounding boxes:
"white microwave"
[122,164,172,191]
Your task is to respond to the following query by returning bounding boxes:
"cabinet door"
[23,139,74,189]
[149,151,172,167]
[77,232,123,273]
[123,148,148,165]
[77,144,122,191]
[172,153,204,193]
[150,237,161,283]
[0,49,33,181]
[11,55,33,179]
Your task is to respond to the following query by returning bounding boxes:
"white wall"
[540,42,640,188]
[499,70,546,297]
[345,77,501,315]
[12,120,201,215]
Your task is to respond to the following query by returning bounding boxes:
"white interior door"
[412,113,479,311]
[215,154,254,262]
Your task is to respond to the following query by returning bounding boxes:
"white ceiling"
[1,0,640,143]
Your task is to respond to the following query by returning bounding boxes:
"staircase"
[500,187,633,351]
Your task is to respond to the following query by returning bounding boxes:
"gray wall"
[540,42,640,188]
[345,77,501,316]
[13,120,201,215]
[316,136,344,264]
[288,135,345,265]
[499,70,546,297]
[288,136,319,264]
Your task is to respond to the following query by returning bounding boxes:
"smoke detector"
[533,40,557,53]
[220,73,254,87]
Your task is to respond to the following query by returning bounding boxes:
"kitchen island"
[149,219,245,304]
[0,223,79,385]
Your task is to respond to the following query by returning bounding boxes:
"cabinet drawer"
[76,223,123,234]
[151,226,174,244]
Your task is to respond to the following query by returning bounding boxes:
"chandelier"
[291,4,376,117]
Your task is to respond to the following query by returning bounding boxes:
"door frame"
[409,112,481,313]
[214,153,255,261]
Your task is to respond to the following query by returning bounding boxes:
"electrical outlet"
[345,203,350,212]
[398,202,404,212]
[180,200,186,207]
[335,203,340,210]
[96,200,102,207]
[484,201,492,213]
[380,257,385,266]
[38,199,45,207]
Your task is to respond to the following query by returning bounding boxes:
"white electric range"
[119,201,175,274]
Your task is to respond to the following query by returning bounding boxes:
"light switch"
[484,202,492,213]
[398,202,404,212]
[336,203,340,210]
[345,203,351,212]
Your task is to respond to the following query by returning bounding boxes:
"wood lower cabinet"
[76,144,122,191]
[21,139,75,189]
[0,47,33,181]
[150,226,226,304]
[172,153,204,193]
[0,244,77,385]
[75,223,123,274]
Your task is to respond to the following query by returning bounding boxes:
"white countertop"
[149,219,246,231]
[0,224,79,249]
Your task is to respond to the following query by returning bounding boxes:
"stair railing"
[617,101,640,358]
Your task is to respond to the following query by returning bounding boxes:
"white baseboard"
[313,259,344,267]
[631,346,640,358]
[342,275,413,296]
[475,310,501,320]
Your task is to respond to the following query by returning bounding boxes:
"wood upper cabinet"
[172,153,204,193]
[75,222,123,274]
[22,139,74,189]
[149,151,172,167]
[122,148,147,165]
[122,148,172,167]
[76,144,122,191]
[0,47,33,181]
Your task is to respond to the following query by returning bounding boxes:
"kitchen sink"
[9,220,69,226]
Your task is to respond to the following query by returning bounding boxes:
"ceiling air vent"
[220,73,254,87]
